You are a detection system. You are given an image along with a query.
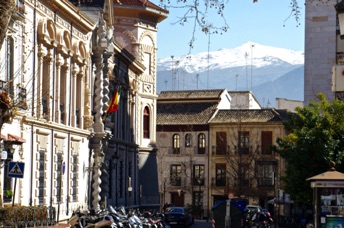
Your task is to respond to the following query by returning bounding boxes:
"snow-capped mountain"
[157,42,304,107]
[157,42,304,73]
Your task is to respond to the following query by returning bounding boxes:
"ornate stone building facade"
[0,0,95,220]
[0,0,167,220]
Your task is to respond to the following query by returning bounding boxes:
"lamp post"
[335,0,344,39]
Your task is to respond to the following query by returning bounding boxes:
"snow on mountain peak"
[157,42,304,74]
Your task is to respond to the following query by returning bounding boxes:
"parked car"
[164,207,193,227]
[246,205,263,213]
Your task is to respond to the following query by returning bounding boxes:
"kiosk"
[307,165,344,228]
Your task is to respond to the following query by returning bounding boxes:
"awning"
[1,133,26,144]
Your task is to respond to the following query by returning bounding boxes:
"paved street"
[190,219,212,228]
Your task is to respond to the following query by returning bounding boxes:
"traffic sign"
[8,161,25,178]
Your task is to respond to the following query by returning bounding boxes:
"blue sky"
[153,0,305,59]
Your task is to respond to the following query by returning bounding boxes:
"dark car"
[164,207,193,227]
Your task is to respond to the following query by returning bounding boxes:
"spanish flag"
[107,87,121,114]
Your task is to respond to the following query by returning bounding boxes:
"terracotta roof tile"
[157,102,218,125]
[209,109,289,123]
[158,89,225,100]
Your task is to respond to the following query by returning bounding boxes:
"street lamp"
[335,0,344,39]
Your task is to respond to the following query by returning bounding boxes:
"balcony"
[168,148,180,155]
[192,177,204,186]
[211,145,230,156]
[257,177,274,187]
[12,0,25,21]
[170,178,181,186]
[194,146,207,155]
[212,177,226,187]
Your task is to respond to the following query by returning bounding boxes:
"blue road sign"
[8,161,25,178]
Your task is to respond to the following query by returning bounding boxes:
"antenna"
[171,55,174,90]
[196,74,199,90]
[251,44,255,91]
[236,74,239,91]
[207,25,212,89]
[245,52,249,90]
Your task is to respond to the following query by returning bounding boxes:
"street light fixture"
[335,0,344,39]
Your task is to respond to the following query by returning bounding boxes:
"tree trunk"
[0,0,16,48]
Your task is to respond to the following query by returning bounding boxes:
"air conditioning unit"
[332,65,344,91]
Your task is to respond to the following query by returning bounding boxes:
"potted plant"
[4,189,13,198]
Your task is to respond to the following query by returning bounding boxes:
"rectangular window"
[257,161,275,187]
[38,150,45,205]
[193,165,205,186]
[144,53,151,75]
[170,165,182,186]
[215,163,226,186]
[216,132,227,155]
[42,58,50,119]
[72,154,78,201]
[76,75,81,128]
[56,153,62,202]
[238,131,249,154]
[238,163,250,187]
[193,191,203,208]
[261,131,273,155]
[60,68,67,124]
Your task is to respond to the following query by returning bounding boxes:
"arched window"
[185,134,192,147]
[198,133,206,154]
[172,134,180,154]
[143,106,150,138]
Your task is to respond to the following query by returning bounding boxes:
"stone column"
[71,64,78,127]
[37,45,47,119]
[91,48,106,210]
[55,54,62,123]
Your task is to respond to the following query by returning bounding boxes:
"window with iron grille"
[172,134,180,154]
[56,153,62,202]
[193,191,203,207]
[72,154,78,201]
[185,134,192,147]
[193,165,205,186]
[143,107,150,138]
[170,165,181,186]
[261,131,273,155]
[198,133,206,154]
[257,161,275,187]
[238,163,250,187]
[238,131,249,154]
[38,150,45,204]
[216,132,227,155]
[215,163,226,186]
